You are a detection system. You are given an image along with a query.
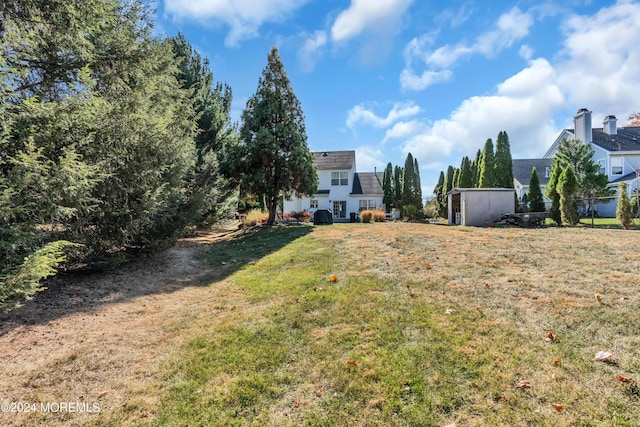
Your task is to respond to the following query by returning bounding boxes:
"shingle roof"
[351,172,383,195]
[512,158,553,186]
[591,127,640,152]
[312,151,355,170]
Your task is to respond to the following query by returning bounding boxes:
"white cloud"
[297,30,327,72]
[355,146,385,172]
[347,102,422,129]
[401,7,534,91]
[555,1,640,118]
[331,0,413,42]
[402,57,564,177]
[383,120,424,143]
[163,0,309,47]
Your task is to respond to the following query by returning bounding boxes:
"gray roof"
[591,127,640,152]
[512,158,553,186]
[351,172,383,195]
[313,150,355,170]
[610,171,639,184]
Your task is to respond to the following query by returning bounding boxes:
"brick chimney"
[573,108,592,144]
[603,115,617,135]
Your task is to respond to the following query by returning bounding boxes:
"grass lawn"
[4,222,639,426]
[149,223,640,426]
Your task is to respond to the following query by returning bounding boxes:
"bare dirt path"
[0,223,244,426]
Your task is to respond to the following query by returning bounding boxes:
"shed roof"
[312,151,355,170]
[447,188,515,195]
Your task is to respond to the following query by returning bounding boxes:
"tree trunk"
[266,195,277,226]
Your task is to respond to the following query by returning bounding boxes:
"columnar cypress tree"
[452,168,460,189]
[471,149,482,187]
[478,138,495,188]
[528,167,545,212]
[382,162,393,212]
[402,153,416,207]
[459,156,473,188]
[413,158,422,208]
[557,165,579,226]
[393,165,403,209]
[617,182,633,229]
[434,171,445,217]
[441,165,455,216]
[494,131,514,188]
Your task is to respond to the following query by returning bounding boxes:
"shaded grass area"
[148,224,640,426]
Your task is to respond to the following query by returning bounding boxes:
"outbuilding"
[447,188,515,226]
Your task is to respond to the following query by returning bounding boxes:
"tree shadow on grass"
[0,224,314,334]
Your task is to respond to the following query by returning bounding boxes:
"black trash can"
[350,212,356,223]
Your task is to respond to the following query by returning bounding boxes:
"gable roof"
[313,150,355,170]
[351,172,383,195]
[512,158,553,186]
[591,126,640,152]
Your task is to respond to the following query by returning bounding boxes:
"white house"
[283,150,384,222]
[514,108,640,217]
[512,158,553,207]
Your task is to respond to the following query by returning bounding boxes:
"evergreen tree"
[413,158,423,208]
[382,162,394,212]
[617,182,633,230]
[528,167,545,212]
[393,165,403,209]
[557,165,579,226]
[494,131,514,188]
[441,165,455,217]
[478,138,495,188]
[170,33,237,224]
[459,156,473,188]
[433,171,445,217]
[545,162,562,225]
[471,149,482,187]
[402,153,416,207]
[224,47,317,225]
[452,168,460,189]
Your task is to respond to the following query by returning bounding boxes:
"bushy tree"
[557,165,579,226]
[440,165,455,217]
[545,162,562,225]
[478,139,495,188]
[617,182,633,229]
[528,167,546,212]
[223,47,317,225]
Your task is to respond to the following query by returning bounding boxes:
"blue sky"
[153,0,640,195]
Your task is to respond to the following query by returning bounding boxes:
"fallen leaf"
[476,306,483,313]
[485,283,491,289]
[347,360,358,367]
[293,397,300,408]
[97,390,109,398]
[424,262,431,269]
[445,308,454,315]
[489,263,497,267]
[329,275,338,282]
[313,285,323,291]
[516,379,531,389]
[617,375,634,383]
[553,358,561,365]
[595,351,614,362]
[552,403,564,412]
[273,299,279,304]
[545,331,558,342]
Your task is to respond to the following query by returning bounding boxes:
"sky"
[153,0,640,196]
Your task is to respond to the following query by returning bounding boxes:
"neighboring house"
[512,158,553,206]
[447,188,515,226]
[283,150,384,222]
[514,108,640,217]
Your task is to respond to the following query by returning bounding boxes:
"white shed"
[447,188,515,226]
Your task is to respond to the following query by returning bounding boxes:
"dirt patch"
[0,223,245,426]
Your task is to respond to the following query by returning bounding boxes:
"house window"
[611,157,623,175]
[331,171,348,186]
[358,200,376,211]
[310,199,318,209]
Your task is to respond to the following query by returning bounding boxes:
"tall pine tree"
[413,158,423,208]
[224,47,317,225]
[528,167,545,212]
[382,162,394,212]
[459,156,473,188]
